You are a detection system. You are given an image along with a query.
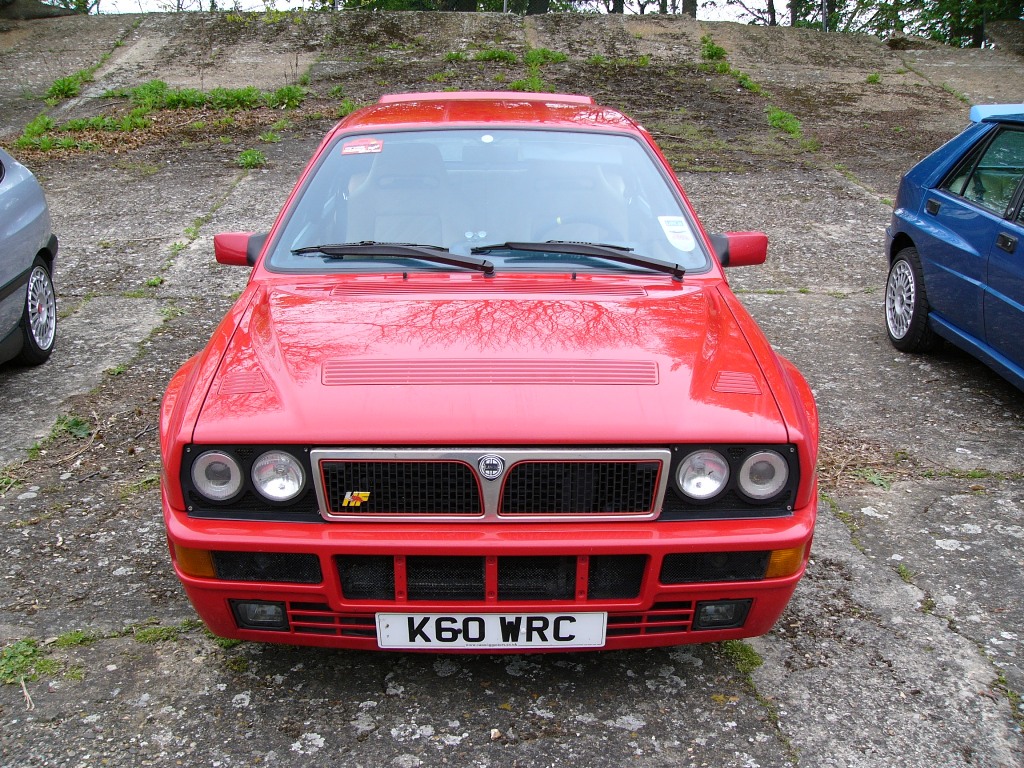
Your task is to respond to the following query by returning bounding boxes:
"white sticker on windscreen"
[659,216,696,252]
[341,137,383,155]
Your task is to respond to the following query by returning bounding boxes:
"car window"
[266,128,710,274]
[943,127,1024,216]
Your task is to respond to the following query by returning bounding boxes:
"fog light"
[693,599,752,630]
[231,600,288,631]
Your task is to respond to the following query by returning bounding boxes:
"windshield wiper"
[472,241,684,281]
[292,241,494,275]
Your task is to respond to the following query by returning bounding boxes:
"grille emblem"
[478,454,505,481]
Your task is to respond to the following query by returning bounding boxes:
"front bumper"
[164,487,815,652]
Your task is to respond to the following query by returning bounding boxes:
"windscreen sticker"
[341,137,383,155]
[659,216,696,252]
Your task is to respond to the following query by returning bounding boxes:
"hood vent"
[322,359,659,386]
[219,370,269,395]
[329,279,648,297]
[712,371,762,395]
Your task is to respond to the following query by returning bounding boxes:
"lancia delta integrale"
[160,92,818,652]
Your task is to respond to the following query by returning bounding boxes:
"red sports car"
[160,92,818,653]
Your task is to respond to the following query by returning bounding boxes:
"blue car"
[885,104,1024,390]
[0,147,57,367]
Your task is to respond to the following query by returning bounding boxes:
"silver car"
[0,147,57,367]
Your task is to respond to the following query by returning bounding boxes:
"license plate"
[376,612,607,649]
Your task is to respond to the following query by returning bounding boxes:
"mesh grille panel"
[407,556,485,601]
[498,556,576,600]
[212,552,322,584]
[321,461,481,515]
[337,555,395,600]
[659,551,769,584]
[501,461,659,514]
[588,554,647,599]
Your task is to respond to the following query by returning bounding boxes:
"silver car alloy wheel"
[885,259,915,340]
[27,265,56,351]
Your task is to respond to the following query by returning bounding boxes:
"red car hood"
[193,275,788,445]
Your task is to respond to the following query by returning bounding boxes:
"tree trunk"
[766,0,776,25]
[526,0,549,14]
[681,0,696,17]
[611,0,624,13]
[659,0,667,13]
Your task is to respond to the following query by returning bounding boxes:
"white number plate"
[376,612,607,649]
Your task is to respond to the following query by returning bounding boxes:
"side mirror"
[214,232,268,267]
[709,231,768,268]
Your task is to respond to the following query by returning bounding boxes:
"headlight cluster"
[189,447,307,504]
[674,446,793,504]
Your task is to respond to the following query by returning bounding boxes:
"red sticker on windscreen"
[341,137,383,155]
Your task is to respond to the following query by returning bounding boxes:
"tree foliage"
[44,0,1020,47]
[708,0,1023,46]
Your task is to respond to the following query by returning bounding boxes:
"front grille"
[501,461,660,515]
[660,551,769,584]
[312,449,670,521]
[321,460,481,515]
[334,554,645,602]
[212,551,322,584]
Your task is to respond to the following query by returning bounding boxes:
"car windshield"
[266,128,711,274]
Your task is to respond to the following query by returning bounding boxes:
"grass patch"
[133,625,180,643]
[120,475,160,500]
[237,149,267,169]
[866,73,881,84]
[896,563,914,583]
[722,639,763,675]
[53,414,92,440]
[1,639,58,684]
[766,106,802,138]
[54,630,100,648]
[523,48,566,67]
[473,48,517,64]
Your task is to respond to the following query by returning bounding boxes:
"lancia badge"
[478,454,505,481]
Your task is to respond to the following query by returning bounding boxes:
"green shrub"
[265,85,306,110]
[700,35,727,61]
[336,98,360,118]
[164,88,207,109]
[47,76,82,101]
[209,86,262,110]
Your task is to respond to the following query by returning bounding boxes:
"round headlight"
[737,450,789,500]
[192,450,243,501]
[676,450,730,500]
[251,451,306,502]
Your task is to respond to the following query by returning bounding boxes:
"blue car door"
[984,191,1024,369]
[927,127,1024,348]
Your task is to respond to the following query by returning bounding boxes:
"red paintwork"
[160,92,818,652]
